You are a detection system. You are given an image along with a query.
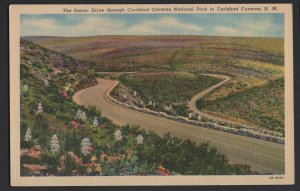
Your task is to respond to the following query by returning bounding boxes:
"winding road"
[189,74,232,121]
[73,78,284,174]
[188,74,258,131]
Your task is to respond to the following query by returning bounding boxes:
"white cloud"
[128,17,203,35]
[127,21,158,35]
[21,16,203,36]
[159,17,203,32]
[21,15,281,37]
[214,26,238,35]
[214,19,281,37]
[239,19,281,37]
[21,18,58,36]
[21,17,126,36]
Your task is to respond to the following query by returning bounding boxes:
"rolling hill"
[22,35,285,133]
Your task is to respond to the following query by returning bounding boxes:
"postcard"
[9,4,294,186]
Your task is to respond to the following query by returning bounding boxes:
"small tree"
[50,134,60,154]
[24,128,32,142]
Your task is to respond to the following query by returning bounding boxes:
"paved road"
[73,78,284,174]
[188,74,257,130]
[189,74,231,119]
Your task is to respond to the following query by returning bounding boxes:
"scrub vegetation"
[20,39,255,176]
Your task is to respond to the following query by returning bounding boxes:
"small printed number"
[269,176,284,180]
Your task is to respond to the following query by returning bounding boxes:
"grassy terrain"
[117,72,221,116]
[20,39,254,176]
[197,78,284,133]
[23,36,284,96]
[23,36,284,71]
[23,35,285,133]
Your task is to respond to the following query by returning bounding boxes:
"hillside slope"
[20,40,255,176]
[23,36,284,72]
[197,78,284,133]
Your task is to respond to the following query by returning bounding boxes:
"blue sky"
[21,14,284,37]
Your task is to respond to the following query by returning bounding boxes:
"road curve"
[188,74,255,129]
[73,78,284,174]
[188,74,231,118]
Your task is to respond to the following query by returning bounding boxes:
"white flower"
[24,128,32,142]
[188,112,193,119]
[136,135,144,145]
[148,100,152,106]
[76,109,86,122]
[133,91,137,96]
[80,138,92,156]
[24,84,28,93]
[113,130,122,141]
[81,111,86,122]
[44,79,49,87]
[93,117,99,127]
[37,103,43,114]
[50,134,60,154]
[76,109,82,119]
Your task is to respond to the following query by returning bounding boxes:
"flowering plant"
[24,128,32,142]
[76,109,87,122]
[136,135,144,145]
[50,134,60,154]
[114,130,122,142]
[93,117,99,127]
[80,138,92,156]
